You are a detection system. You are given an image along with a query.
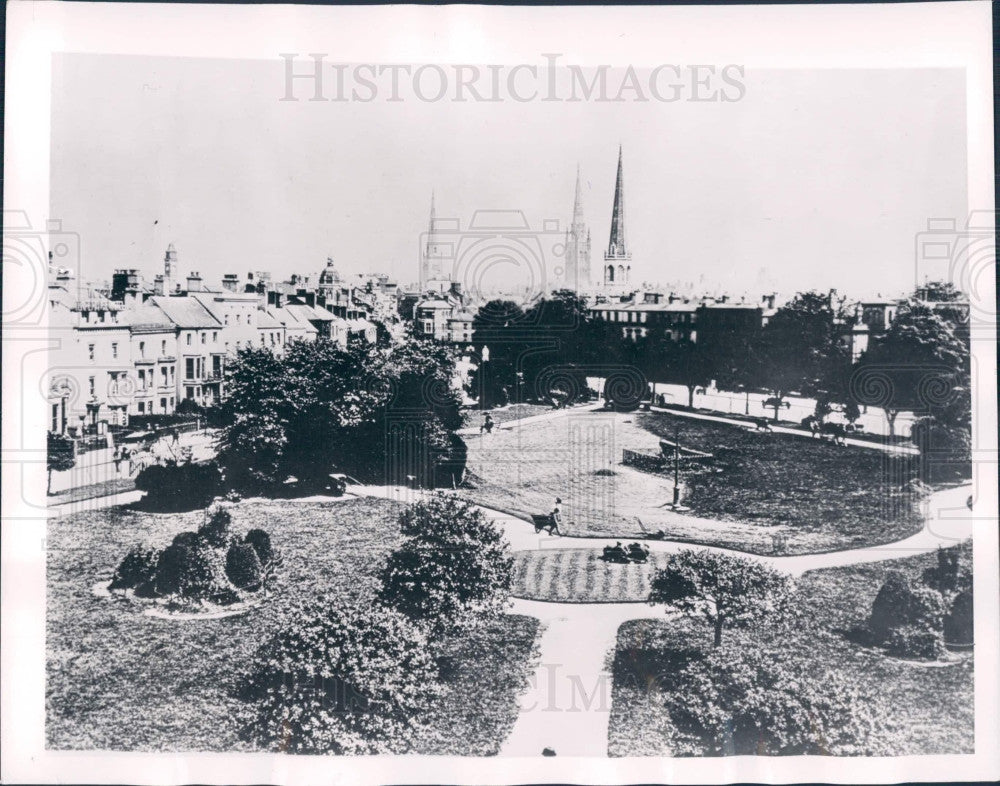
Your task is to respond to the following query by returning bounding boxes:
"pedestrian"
[550,497,564,536]
[481,413,494,435]
[112,446,123,475]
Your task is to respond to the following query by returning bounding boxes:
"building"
[590,293,697,342]
[602,146,631,288]
[149,295,225,406]
[125,301,178,417]
[562,165,592,291]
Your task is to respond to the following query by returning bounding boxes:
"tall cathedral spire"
[572,164,584,227]
[564,164,591,291]
[606,145,628,259]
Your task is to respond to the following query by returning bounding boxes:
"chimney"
[222,274,239,292]
[186,271,202,292]
[153,274,165,296]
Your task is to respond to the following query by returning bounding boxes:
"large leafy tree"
[649,549,795,646]
[217,336,465,492]
[749,292,850,422]
[855,302,969,439]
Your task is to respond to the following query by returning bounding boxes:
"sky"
[50,53,967,300]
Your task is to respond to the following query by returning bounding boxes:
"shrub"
[945,588,974,645]
[153,542,216,599]
[243,528,274,566]
[199,506,233,548]
[869,571,913,641]
[171,531,207,550]
[226,543,264,590]
[666,636,892,756]
[885,625,945,659]
[379,495,513,635]
[135,460,222,511]
[109,545,159,590]
[240,601,440,754]
[922,546,967,595]
[870,572,946,658]
[397,493,495,541]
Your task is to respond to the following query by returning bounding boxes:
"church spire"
[606,145,628,259]
[572,163,584,227]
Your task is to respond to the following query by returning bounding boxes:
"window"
[139,341,145,358]
[212,356,222,378]
[138,401,145,414]
[260,333,265,345]
[88,376,95,395]
[201,332,206,345]
[88,344,95,361]
[51,404,60,433]
[213,331,218,343]
[161,340,167,355]
[225,315,230,325]
[169,366,175,383]
[111,342,118,359]
[160,398,167,411]
[161,367,168,386]
[138,369,146,390]
[170,397,175,407]
[185,358,196,379]
[187,334,192,346]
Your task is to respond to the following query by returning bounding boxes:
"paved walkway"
[456,402,604,436]
[52,460,974,757]
[353,480,973,757]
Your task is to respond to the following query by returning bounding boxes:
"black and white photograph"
[2,2,998,784]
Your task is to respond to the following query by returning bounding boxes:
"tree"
[240,600,440,754]
[665,633,892,755]
[648,549,795,647]
[379,494,513,635]
[217,336,465,492]
[47,432,76,495]
[668,339,714,408]
[750,292,850,422]
[855,303,969,439]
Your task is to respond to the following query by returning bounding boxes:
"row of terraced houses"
[47,247,394,439]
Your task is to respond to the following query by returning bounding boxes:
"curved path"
[351,481,973,757]
[50,478,973,757]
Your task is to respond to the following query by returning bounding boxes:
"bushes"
[109,546,159,591]
[199,506,233,548]
[869,570,946,658]
[243,528,274,566]
[665,636,892,756]
[379,493,513,635]
[106,505,278,608]
[225,543,263,590]
[240,601,439,754]
[153,542,216,599]
[134,460,221,511]
[945,589,974,645]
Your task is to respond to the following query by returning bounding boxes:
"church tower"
[421,192,450,288]
[603,146,631,287]
[563,165,592,291]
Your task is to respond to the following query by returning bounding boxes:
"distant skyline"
[51,54,967,299]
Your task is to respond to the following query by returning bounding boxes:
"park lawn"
[607,543,974,757]
[512,549,671,603]
[46,496,540,755]
[462,407,931,554]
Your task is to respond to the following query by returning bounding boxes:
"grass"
[46,497,539,754]
[461,408,932,555]
[512,549,670,603]
[48,477,137,506]
[607,543,974,757]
